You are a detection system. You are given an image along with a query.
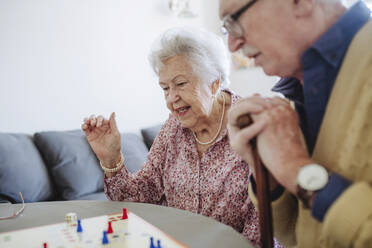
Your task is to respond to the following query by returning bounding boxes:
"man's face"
[219,0,305,78]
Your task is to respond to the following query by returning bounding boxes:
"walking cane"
[237,115,274,248]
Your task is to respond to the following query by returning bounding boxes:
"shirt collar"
[303,1,371,68]
[272,77,302,101]
[273,1,371,98]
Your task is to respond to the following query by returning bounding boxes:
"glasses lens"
[220,26,228,36]
[222,16,243,38]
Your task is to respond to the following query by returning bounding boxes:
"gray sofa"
[0,125,162,203]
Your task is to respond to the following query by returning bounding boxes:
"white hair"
[148,27,231,90]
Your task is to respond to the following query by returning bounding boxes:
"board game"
[0,208,188,248]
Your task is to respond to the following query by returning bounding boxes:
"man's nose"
[228,34,244,52]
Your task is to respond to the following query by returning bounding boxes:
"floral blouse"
[104,91,280,247]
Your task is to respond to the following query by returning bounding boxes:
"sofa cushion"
[121,133,148,173]
[34,130,103,200]
[140,124,162,149]
[34,130,148,200]
[0,133,55,203]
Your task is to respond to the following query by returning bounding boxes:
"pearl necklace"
[193,93,226,145]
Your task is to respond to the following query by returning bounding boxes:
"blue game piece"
[76,219,83,233]
[149,237,156,248]
[157,239,162,248]
[102,231,109,245]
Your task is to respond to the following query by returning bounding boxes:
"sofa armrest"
[0,133,55,203]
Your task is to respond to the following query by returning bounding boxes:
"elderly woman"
[82,28,280,247]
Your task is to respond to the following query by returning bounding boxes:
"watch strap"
[297,185,316,209]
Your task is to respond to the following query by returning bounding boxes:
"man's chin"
[261,66,290,78]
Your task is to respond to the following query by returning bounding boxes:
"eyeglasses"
[221,0,258,38]
[0,192,25,220]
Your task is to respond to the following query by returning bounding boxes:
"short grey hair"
[148,27,231,89]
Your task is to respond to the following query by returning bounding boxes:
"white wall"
[0,0,277,134]
[229,68,279,97]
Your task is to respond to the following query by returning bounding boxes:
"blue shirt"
[272,1,371,221]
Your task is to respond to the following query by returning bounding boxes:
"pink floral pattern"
[104,90,281,247]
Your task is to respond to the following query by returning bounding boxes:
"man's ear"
[293,0,314,18]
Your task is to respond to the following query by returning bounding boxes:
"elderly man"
[219,0,372,247]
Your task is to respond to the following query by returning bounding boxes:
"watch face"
[297,164,328,191]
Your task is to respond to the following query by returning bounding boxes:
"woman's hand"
[81,112,122,168]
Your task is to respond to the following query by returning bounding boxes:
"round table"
[0,200,253,248]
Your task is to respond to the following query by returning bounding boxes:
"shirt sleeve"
[249,175,285,202]
[103,119,170,203]
[311,173,351,222]
[241,201,260,247]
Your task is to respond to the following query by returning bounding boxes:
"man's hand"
[228,96,312,194]
[228,95,281,191]
[255,97,312,193]
[227,95,268,168]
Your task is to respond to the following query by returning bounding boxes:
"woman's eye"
[162,87,169,91]
[177,82,186,86]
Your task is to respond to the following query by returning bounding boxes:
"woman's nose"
[166,88,179,103]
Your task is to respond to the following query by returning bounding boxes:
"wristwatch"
[296,164,329,208]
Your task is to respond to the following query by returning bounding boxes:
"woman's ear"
[211,78,221,95]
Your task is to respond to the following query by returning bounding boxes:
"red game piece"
[121,208,128,220]
[107,221,113,234]
[43,242,47,248]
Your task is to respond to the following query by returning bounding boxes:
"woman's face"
[159,55,217,129]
